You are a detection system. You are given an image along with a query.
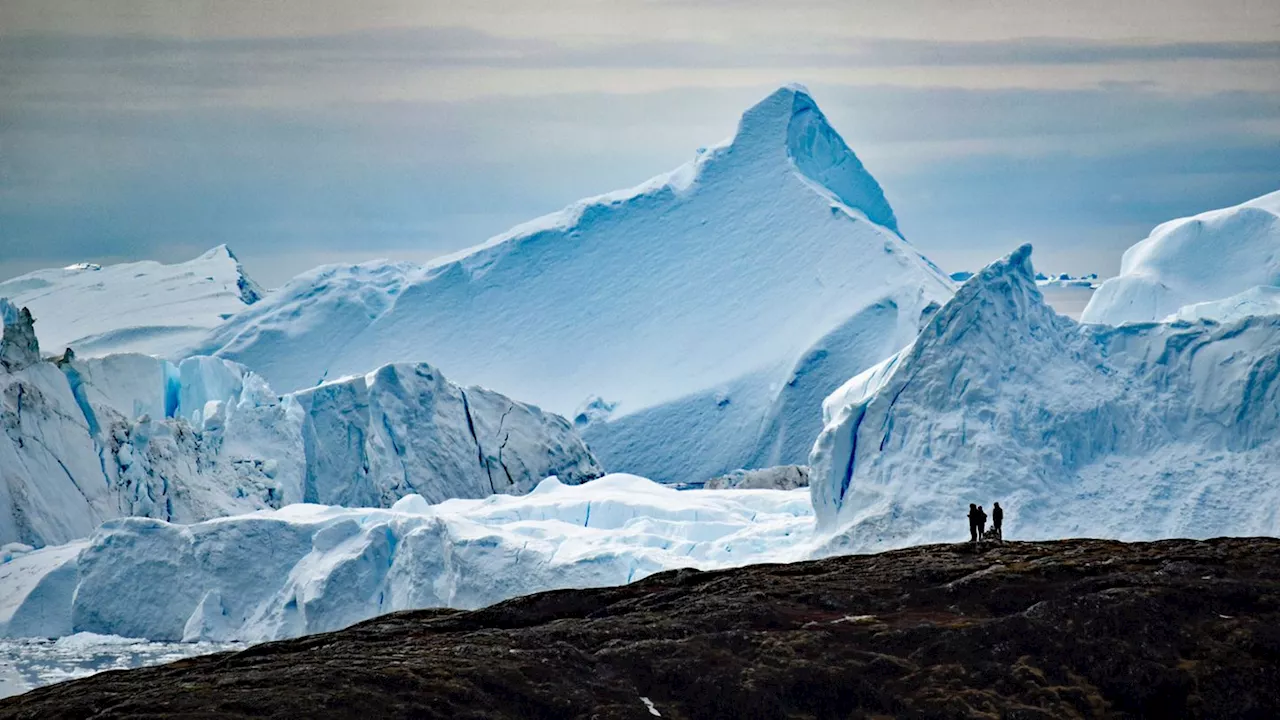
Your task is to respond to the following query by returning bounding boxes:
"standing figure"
[968,503,979,542]
[992,502,1004,542]
[977,505,988,541]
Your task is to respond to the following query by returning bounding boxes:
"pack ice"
[189,85,955,483]
[810,244,1280,548]
[1082,189,1280,325]
[0,246,264,359]
[0,303,600,547]
[0,476,814,642]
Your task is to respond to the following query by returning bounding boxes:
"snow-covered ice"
[187,86,954,483]
[811,244,1280,549]
[1083,190,1280,325]
[1,475,814,643]
[0,245,263,359]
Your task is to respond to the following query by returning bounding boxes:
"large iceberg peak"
[198,243,239,262]
[196,244,263,305]
[731,85,899,235]
[192,83,951,484]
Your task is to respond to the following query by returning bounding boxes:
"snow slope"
[0,307,600,547]
[1082,190,1280,325]
[810,244,1280,548]
[0,246,264,359]
[189,86,954,482]
[1,475,814,642]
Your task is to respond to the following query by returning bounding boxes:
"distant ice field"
[1037,284,1096,320]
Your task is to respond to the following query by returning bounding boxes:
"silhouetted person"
[977,505,988,541]
[992,502,1004,542]
[967,503,979,542]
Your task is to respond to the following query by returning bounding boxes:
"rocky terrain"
[4,537,1279,719]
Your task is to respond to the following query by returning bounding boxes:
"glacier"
[0,475,814,643]
[0,305,601,547]
[810,244,1280,548]
[1082,189,1280,325]
[0,246,264,359]
[187,85,954,483]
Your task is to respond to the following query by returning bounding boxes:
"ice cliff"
[0,301,39,372]
[0,309,601,547]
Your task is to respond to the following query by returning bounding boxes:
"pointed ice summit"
[810,244,1280,548]
[192,86,955,483]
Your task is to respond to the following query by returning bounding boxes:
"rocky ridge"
[4,537,1278,719]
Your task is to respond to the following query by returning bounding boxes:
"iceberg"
[188,86,954,483]
[0,307,601,547]
[810,244,1280,547]
[1082,189,1280,325]
[1,475,814,642]
[0,245,264,359]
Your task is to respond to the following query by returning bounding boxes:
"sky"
[1,0,1278,286]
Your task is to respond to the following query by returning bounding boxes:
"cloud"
[4,28,1278,74]
[4,0,1278,44]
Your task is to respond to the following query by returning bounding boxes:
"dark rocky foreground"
[5,538,1279,719]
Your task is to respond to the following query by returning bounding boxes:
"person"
[967,503,979,542]
[977,505,988,541]
[992,502,1004,542]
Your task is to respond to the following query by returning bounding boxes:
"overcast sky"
[2,0,1278,285]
